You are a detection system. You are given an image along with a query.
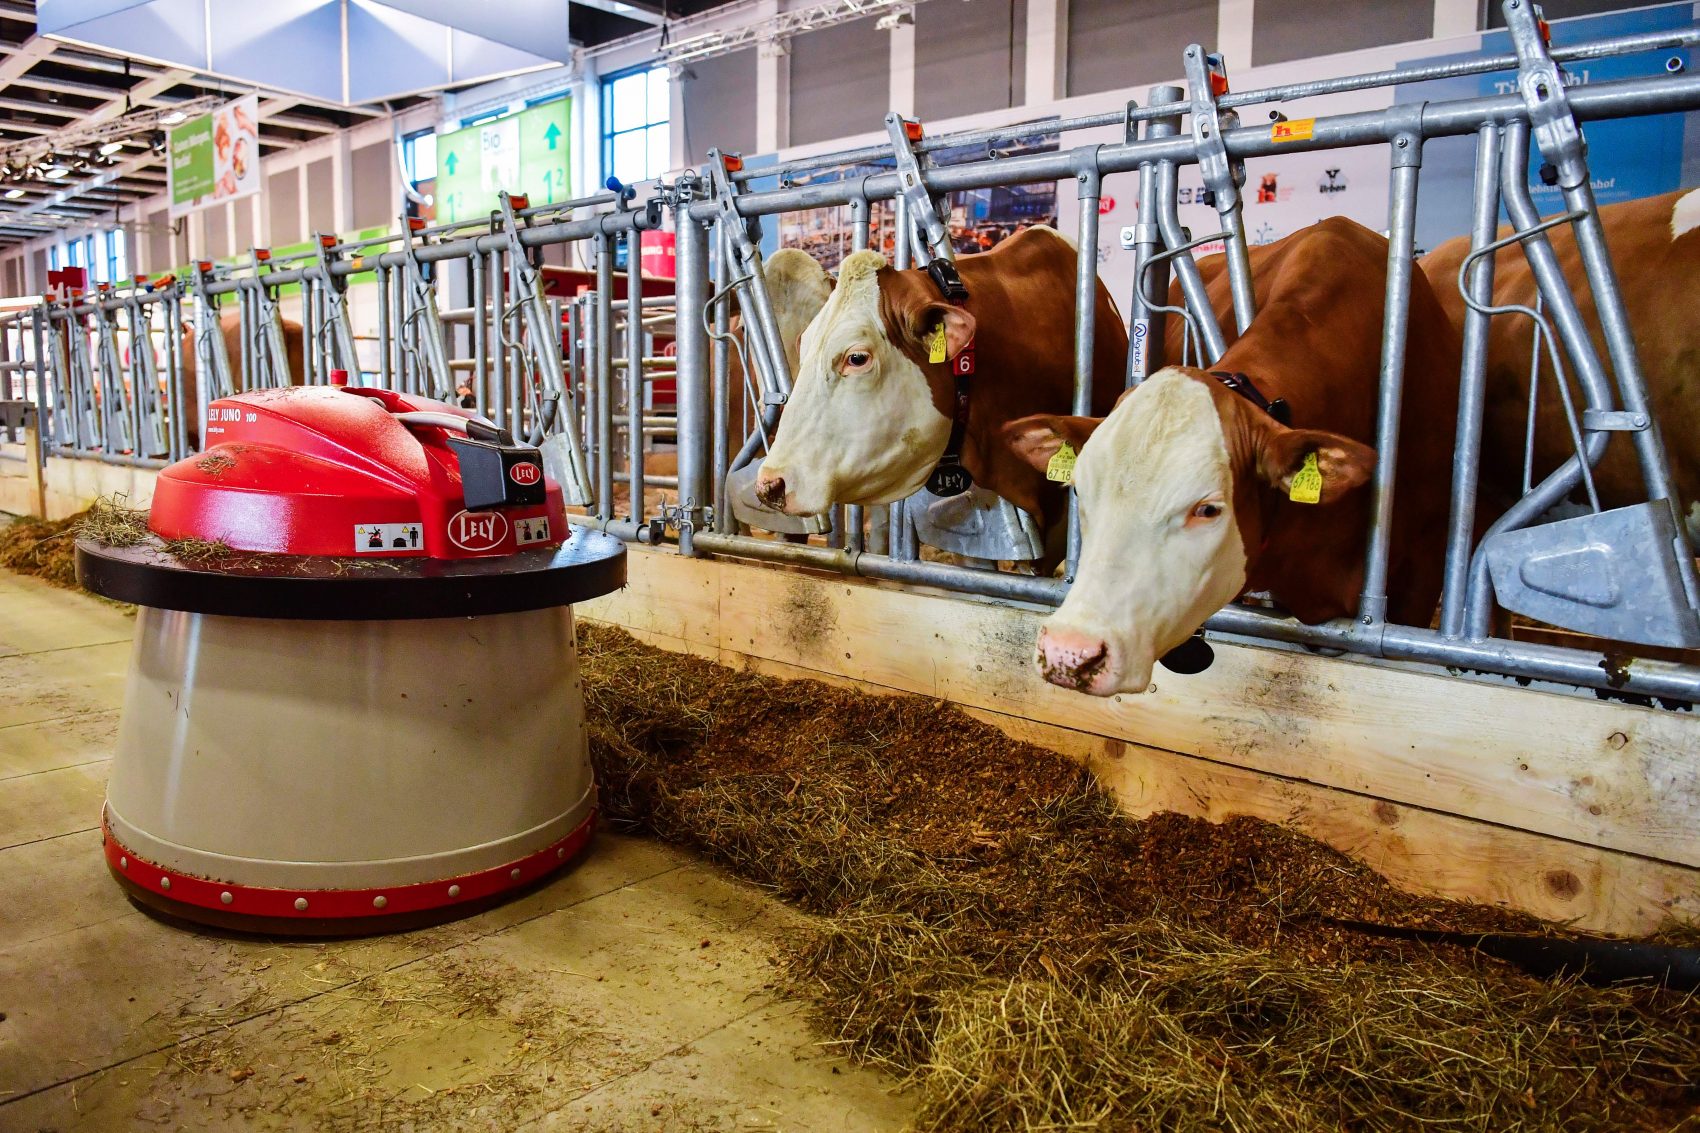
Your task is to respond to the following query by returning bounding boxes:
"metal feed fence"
[5,0,1700,706]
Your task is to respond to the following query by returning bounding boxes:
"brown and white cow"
[752,226,1128,539]
[179,311,305,444]
[1420,187,1700,544]
[1004,217,1462,695]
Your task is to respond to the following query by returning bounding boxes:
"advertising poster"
[775,134,1060,272]
[169,94,261,218]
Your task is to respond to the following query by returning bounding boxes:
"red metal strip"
[102,809,596,920]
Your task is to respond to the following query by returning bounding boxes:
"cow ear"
[906,301,976,362]
[1001,414,1104,474]
[1255,426,1376,504]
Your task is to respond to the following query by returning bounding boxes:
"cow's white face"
[1035,369,1248,695]
[1007,366,1378,697]
[757,251,960,516]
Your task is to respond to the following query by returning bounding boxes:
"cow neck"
[1209,370,1290,567]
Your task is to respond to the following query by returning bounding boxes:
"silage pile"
[579,624,1700,1133]
[0,508,82,587]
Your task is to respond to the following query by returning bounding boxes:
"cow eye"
[1188,501,1224,524]
[841,350,873,372]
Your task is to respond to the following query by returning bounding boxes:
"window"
[404,129,437,184]
[601,65,670,183]
[105,228,127,283]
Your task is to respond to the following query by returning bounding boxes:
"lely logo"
[509,462,542,486]
[447,509,508,552]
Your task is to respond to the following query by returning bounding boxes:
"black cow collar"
[1208,370,1291,425]
[924,257,976,498]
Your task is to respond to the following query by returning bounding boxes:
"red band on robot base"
[102,810,596,920]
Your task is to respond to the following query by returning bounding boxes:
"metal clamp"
[1503,0,1588,190]
[885,113,958,271]
[1582,408,1649,431]
[1182,46,1245,213]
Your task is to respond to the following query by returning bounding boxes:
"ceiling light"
[4,189,24,199]
[45,166,68,179]
[160,109,186,125]
[98,140,125,156]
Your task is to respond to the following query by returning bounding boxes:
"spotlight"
[148,129,167,154]
[99,140,125,156]
[160,109,186,125]
[4,188,24,200]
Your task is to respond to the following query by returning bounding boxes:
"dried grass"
[0,510,79,587]
[578,623,1700,1133]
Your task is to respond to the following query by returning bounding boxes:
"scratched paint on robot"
[354,523,424,552]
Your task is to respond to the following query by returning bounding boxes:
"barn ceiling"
[0,0,739,250]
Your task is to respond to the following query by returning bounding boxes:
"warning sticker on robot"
[514,516,551,545]
[355,523,424,552]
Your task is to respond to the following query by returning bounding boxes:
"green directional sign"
[436,97,572,225]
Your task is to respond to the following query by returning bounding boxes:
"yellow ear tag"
[928,325,948,364]
[1289,451,1323,504]
[1046,441,1077,485]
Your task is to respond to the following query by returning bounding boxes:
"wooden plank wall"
[579,546,1700,937]
[0,454,157,520]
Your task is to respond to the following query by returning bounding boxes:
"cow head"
[755,251,973,516]
[1004,366,1376,696]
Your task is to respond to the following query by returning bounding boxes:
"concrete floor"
[0,568,913,1132]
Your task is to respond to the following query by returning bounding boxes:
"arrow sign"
[543,122,561,150]
[444,151,459,175]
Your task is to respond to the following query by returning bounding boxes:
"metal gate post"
[1067,152,1104,577]
[710,219,732,533]
[1182,46,1256,334]
[1440,124,1505,638]
[162,281,187,460]
[1357,108,1425,627]
[674,210,711,551]
[1149,87,1229,365]
[314,234,363,379]
[595,229,617,518]
[626,229,645,521]
[1124,97,1165,387]
[845,192,871,552]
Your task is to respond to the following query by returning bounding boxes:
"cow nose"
[1035,626,1111,692]
[755,473,786,509]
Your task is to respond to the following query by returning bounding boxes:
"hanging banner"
[435,97,572,224]
[169,94,261,218]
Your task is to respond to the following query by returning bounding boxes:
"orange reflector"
[904,120,923,141]
[407,217,426,231]
[319,234,336,247]
[510,193,530,210]
[1210,71,1229,96]
[155,275,175,287]
[197,261,212,271]
[724,153,744,172]
[1537,17,1551,44]
[255,248,271,262]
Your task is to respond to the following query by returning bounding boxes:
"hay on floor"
[578,623,1700,1133]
